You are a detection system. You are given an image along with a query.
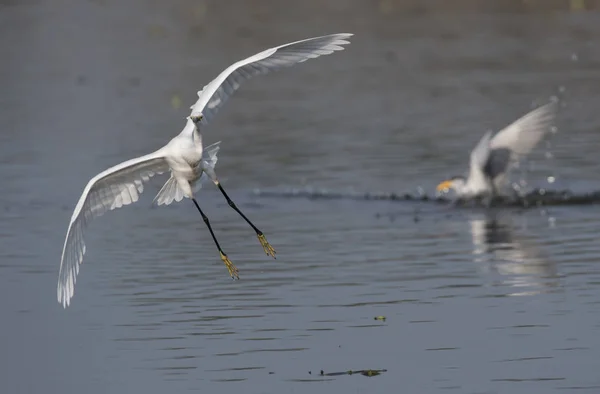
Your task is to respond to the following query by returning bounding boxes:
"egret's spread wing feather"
[57,150,169,307]
[200,141,220,171]
[196,141,221,190]
[190,33,353,125]
[490,101,558,156]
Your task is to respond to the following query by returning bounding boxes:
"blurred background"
[2,0,600,393]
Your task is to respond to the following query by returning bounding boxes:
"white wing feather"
[490,101,558,155]
[470,130,493,171]
[57,150,169,308]
[466,130,494,192]
[190,33,353,125]
[199,141,220,175]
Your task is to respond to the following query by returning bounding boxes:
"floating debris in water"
[374,316,387,321]
[309,369,387,377]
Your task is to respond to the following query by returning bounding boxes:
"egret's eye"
[191,115,203,123]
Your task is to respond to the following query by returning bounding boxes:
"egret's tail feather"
[153,176,185,206]
[153,142,221,204]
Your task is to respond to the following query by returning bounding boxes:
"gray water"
[2,1,600,393]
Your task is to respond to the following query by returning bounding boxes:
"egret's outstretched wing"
[190,33,353,125]
[490,101,558,155]
[57,150,169,308]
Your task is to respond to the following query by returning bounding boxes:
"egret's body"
[436,101,558,200]
[57,33,353,308]
[159,120,207,201]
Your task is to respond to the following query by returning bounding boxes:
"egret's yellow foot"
[220,252,239,279]
[257,232,276,258]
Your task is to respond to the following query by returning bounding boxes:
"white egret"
[436,101,558,199]
[57,33,354,307]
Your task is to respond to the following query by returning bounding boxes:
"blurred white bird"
[436,101,558,199]
[57,33,354,308]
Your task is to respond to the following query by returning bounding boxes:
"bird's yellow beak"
[436,180,453,192]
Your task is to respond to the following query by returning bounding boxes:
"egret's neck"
[179,117,197,136]
[179,117,203,145]
[192,126,202,146]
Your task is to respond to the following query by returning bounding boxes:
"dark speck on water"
[3,1,600,394]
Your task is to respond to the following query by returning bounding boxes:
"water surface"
[2,1,600,393]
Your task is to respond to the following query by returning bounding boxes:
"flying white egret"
[436,101,558,199]
[57,33,354,308]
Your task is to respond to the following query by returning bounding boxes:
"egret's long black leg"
[192,198,239,279]
[215,181,276,258]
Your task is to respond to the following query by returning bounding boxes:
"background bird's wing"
[57,150,169,308]
[465,130,495,192]
[486,101,558,187]
[189,33,353,126]
[490,101,558,155]
[470,130,494,172]
[485,148,512,182]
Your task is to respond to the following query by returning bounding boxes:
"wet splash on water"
[252,187,600,207]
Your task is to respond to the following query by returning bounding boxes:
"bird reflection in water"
[469,212,560,296]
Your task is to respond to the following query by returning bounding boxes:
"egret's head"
[190,114,204,124]
[436,176,466,194]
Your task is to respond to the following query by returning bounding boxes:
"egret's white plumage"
[57,33,353,308]
[153,141,221,206]
[190,34,353,125]
[58,141,220,307]
[436,101,558,199]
